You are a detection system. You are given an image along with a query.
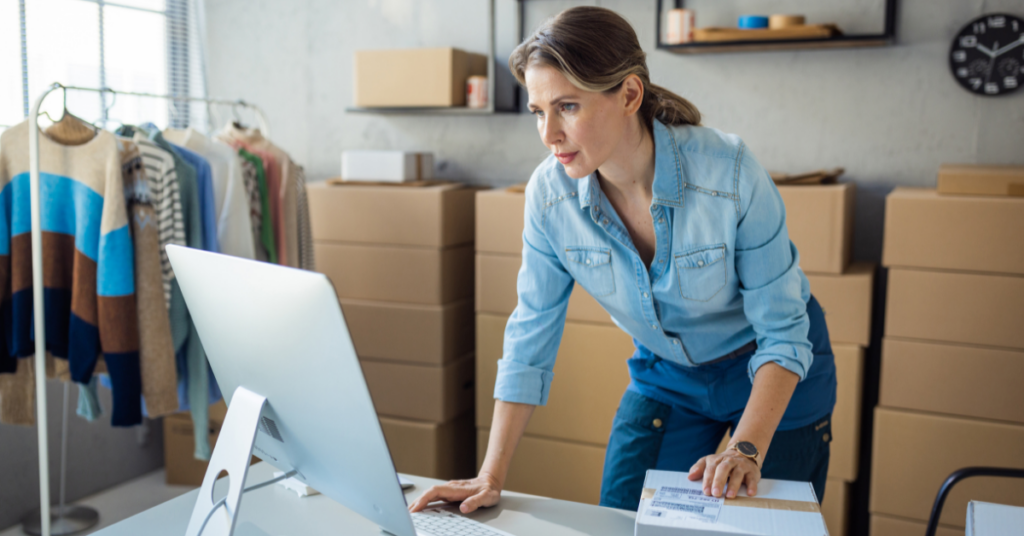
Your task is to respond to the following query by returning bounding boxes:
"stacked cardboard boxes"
[870,187,1024,535]
[475,188,633,505]
[309,181,478,480]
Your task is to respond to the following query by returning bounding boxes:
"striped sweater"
[0,121,142,426]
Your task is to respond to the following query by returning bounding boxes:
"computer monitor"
[166,245,417,536]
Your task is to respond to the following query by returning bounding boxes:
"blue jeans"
[600,296,836,511]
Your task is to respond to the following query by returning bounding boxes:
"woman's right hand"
[407,472,503,514]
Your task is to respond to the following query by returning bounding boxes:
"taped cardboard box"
[475,253,614,325]
[870,514,962,536]
[316,243,473,305]
[636,470,827,536]
[164,401,258,486]
[938,164,1024,197]
[777,182,855,274]
[353,47,487,108]
[361,354,474,423]
[886,268,1024,350]
[477,427,606,505]
[380,414,475,480]
[882,188,1024,275]
[806,263,874,346]
[880,338,1024,424]
[341,298,473,366]
[476,313,633,445]
[308,182,475,247]
[870,408,1024,527]
[821,478,849,536]
[476,189,525,254]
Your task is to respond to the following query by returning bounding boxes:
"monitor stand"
[185,386,267,536]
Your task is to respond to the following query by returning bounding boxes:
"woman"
[411,6,835,514]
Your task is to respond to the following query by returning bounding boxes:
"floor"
[0,470,195,536]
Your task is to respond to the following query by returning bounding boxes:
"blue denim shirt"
[494,120,813,406]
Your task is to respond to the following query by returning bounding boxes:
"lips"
[555,151,578,165]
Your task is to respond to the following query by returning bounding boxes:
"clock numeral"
[970,78,983,89]
[953,50,967,62]
[957,67,969,78]
[985,82,999,94]
[988,16,1006,28]
[1006,77,1019,89]
[961,35,977,48]
[974,22,986,34]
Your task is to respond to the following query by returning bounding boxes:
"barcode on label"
[658,487,703,496]
[651,501,705,514]
[648,510,664,517]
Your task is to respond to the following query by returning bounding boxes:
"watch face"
[736,441,758,457]
[949,13,1024,96]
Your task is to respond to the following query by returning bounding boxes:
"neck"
[596,119,655,204]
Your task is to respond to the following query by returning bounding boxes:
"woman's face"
[525,65,633,179]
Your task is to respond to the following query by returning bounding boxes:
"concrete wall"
[202,0,1024,263]
[0,381,164,530]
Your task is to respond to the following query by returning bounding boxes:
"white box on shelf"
[340,150,434,182]
[967,501,1024,536]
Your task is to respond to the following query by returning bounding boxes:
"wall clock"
[949,13,1024,96]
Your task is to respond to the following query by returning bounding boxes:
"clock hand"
[991,36,1024,57]
[977,44,996,57]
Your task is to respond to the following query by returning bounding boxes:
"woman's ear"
[621,74,644,116]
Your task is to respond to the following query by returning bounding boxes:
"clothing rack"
[25,82,270,536]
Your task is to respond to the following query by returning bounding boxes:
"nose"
[539,114,563,149]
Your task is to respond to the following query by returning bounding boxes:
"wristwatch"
[730,441,760,467]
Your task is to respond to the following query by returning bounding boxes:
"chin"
[561,161,596,180]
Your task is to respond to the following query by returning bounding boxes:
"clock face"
[949,13,1024,96]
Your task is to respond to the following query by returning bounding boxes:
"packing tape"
[641,488,656,500]
[769,15,806,29]
[737,15,769,29]
[724,496,821,513]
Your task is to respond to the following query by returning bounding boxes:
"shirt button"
[643,292,649,298]
[659,259,665,263]
[658,218,664,223]
[712,191,718,197]
[672,340,679,345]
[585,259,591,265]
[651,324,657,329]
[697,260,705,267]
[603,219,609,225]
[652,418,663,428]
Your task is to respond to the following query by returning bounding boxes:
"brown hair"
[509,6,701,131]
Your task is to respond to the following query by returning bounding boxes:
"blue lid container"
[738,15,769,29]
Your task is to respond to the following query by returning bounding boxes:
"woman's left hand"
[687,448,761,498]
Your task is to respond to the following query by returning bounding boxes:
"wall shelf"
[656,0,897,54]
[345,106,516,116]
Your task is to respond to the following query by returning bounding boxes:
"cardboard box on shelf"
[165,401,257,486]
[380,414,475,480]
[967,501,1024,536]
[475,253,613,325]
[361,354,474,423]
[316,243,473,305]
[477,428,607,505]
[821,478,849,536]
[340,150,434,183]
[870,408,1024,528]
[831,344,863,483]
[353,47,487,108]
[880,338,1024,424]
[476,313,634,445]
[475,189,526,254]
[777,182,855,274]
[885,268,1024,350]
[307,182,475,248]
[340,298,473,366]
[806,263,874,346]
[882,188,1024,275]
[938,164,1024,197]
[870,514,962,536]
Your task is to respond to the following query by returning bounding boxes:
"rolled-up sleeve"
[733,147,813,383]
[493,178,574,406]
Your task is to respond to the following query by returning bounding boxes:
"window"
[0,0,207,132]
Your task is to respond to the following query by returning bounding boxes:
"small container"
[769,14,806,29]
[666,8,695,44]
[467,76,488,109]
[737,15,769,29]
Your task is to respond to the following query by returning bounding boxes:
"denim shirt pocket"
[674,244,727,302]
[566,246,615,297]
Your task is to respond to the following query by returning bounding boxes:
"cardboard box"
[882,188,1024,275]
[353,47,487,108]
[164,401,251,486]
[380,414,475,480]
[886,268,1024,350]
[341,298,473,365]
[316,243,473,305]
[831,343,863,482]
[938,164,1024,197]
[870,408,1024,527]
[821,478,849,536]
[806,263,874,346]
[477,428,607,505]
[307,182,475,248]
[475,253,614,325]
[967,501,1024,536]
[475,189,525,255]
[777,183,855,274]
[340,150,434,183]
[880,338,1024,424]
[870,514,962,536]
[637,470,827,536]
[476,313,633,445]
[361,354,474,422]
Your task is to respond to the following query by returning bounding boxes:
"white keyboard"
[412,507,515,536]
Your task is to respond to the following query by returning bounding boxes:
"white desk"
[93,463,637,535]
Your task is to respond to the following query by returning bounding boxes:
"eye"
[561,103,577,112]
[530,108,545,118]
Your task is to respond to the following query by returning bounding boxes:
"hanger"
[232,100,248,129]
[44,85,99,146]
[94,88,122,130]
